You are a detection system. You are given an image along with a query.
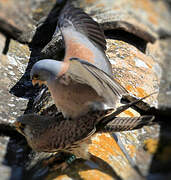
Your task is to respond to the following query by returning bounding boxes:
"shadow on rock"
[147,109,171,180]
[22,153,122,180]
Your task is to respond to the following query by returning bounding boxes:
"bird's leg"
[48,153,77,171]
[53,155,76,171]
[52,161,68,171]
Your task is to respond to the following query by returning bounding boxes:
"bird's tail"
[96,92,157,132]
[101,115,154,132]
[113,91,157,117]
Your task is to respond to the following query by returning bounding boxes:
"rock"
[0,0,171,180]
[0,34,29,124]
[0,32,31,180]
[0,136,11,180]
[0,0,58,43]
[78,0,171,36]
[0,0,35,43]
[157,38,171,111]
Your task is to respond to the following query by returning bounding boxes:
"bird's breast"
[47,78,103,118]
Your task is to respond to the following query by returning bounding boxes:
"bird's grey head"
[30,59,63,85]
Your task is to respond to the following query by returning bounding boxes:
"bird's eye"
[34,74,39,79]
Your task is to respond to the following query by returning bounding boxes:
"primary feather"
[67,58,128,108]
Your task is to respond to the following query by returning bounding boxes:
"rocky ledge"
[0,0,171,180]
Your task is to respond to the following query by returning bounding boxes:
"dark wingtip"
[58,3,107,51]
[140,115,155,123]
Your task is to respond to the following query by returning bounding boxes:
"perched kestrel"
[14,96,155,169]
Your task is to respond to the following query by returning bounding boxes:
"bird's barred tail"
[102,116,155,132]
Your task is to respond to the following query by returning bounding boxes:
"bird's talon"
[52,162,68,171]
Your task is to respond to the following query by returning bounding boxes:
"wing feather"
[67,59,128,107]
[58,2,106,51]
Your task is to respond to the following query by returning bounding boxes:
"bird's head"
[14,115,36,138]
[14,114,52,138]
[14,120,26,137]
[14,114,47,151]
[30,59,65,86]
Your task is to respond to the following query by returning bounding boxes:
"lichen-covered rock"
[0,0,171,180]
[0,0,58,43]
[78,0,171,36]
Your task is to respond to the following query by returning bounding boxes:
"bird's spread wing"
[66,59,128,107]
[58,2,106,51]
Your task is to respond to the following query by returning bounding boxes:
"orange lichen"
[148,15,158,26]
[96,3,105,8]
[123,110,134,117]
[144,138,158,154]
[136,87,148,97]
[89,133,125,159]
[127,145,136,158]
[53,175,70,180]
[85,0,97,4]
[79,170,113,180]
[88,133,137,179]
[125,85,135,93]
[132,0,158,25]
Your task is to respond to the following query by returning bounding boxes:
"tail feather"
[96,93,157,132]
[106,92,157,120]
[100,116,155,132]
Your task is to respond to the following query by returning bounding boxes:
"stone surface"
[0,0,171,180]
[78,0,171,35]
[0,136,11,180]
[0,0,58,43]
[0,34,29,124]
[157,38,171,110]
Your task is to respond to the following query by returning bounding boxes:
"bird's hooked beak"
[14,121,25,136]
[32,79,46,87]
